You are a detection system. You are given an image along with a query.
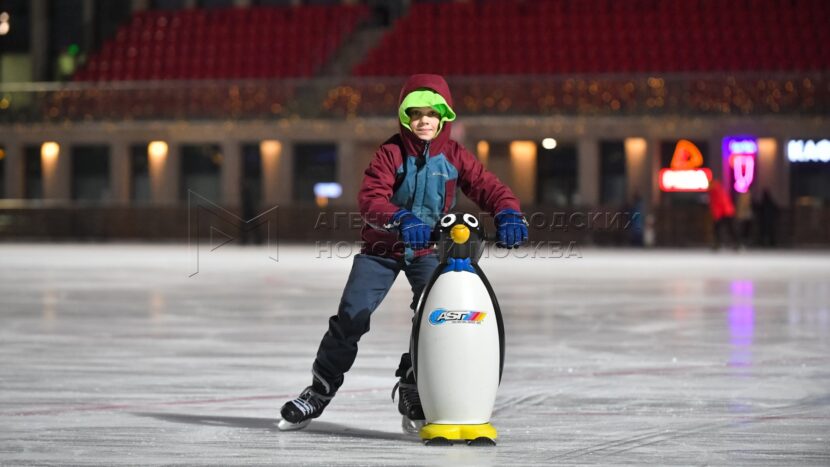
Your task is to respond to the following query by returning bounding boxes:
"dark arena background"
[1,1,829,465]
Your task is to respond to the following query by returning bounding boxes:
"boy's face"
[406,106,441,141]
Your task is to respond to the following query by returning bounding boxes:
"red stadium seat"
[74,0,826,81]
[74,4,369,81]
[351,0,828,76]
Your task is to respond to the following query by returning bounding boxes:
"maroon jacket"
[358,74,521,259]
[709,180,736,221]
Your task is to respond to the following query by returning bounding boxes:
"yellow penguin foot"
[419,423,498,446]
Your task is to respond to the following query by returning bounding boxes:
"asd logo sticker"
[428,308,486,325]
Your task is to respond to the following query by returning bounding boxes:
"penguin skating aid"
[411,213,505,446]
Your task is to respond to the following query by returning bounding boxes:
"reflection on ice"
[728,280,755,368]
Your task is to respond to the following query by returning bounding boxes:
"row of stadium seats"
[75,0,828,82]
[355,0,829,75]
[74,5,368,81]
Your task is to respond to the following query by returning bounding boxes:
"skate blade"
[401,416,425,435]
[277,418,311,431]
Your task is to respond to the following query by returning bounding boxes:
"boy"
[279,74,528,431]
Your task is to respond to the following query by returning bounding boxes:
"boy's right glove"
[391,209,431,250]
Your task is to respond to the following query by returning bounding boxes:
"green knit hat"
[398,89,457,135]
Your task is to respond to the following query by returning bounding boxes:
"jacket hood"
[397,74,454,157]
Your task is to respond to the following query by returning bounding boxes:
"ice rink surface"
[1,243,829,466]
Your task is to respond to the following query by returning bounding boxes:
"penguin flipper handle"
[429,229,440,243]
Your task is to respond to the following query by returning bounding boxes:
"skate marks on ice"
[135,412,416,443]
[492,391,558,417]
[299,421,417,443]
[134,412,279,431]
[491,355,830,418]
[2,246,829,464]
[544,394,830,463]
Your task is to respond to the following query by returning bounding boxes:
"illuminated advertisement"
[787,139,830,163]
[659,140,712,192]
[723,137,757,194]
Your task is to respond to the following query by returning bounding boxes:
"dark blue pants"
[313,253,439,393]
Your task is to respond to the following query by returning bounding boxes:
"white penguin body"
[410,212,506,444]
[415,270,501,424]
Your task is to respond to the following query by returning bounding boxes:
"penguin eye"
[440,214,456,228]
[463,213,479,227]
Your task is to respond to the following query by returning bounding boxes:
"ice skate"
[393,354,425,434]
[401,414,426,435]
[278,384,333,431]
[277,417,312,432]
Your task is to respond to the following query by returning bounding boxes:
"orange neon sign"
[659,140,712,192]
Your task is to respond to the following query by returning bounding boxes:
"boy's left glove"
[494,209,529,249]
[391,209,432,250]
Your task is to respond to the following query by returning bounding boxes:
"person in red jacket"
[279,74,528,431]
[708,179,739,250]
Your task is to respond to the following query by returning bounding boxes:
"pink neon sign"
[723,137,757,194]
[731,155,754,193]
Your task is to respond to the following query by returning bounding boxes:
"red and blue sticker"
[429,308,487,325]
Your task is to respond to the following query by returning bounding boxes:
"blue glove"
[392,209,432,250]
[494,209,528,249]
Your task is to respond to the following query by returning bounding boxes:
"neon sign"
[314,182,342,198]
[723,137,757,194]
[728,140,757,154]
[660,170,711,191]
[731,156,754,193]
[788,139,830,163]
[659,140,712,192]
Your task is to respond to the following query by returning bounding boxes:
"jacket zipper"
[409,140,430,213]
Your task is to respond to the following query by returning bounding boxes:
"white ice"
[1,244,829,466]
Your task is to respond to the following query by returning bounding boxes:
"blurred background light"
[41,142,59,162]
[148,141,168,162]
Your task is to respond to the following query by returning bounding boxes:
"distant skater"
[708,180,738,250]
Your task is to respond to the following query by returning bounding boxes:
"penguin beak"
[450,224,470,244]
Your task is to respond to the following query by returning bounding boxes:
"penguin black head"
[435,212,486,263]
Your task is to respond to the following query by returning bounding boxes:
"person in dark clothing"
[759,190,780,247]
[626,194,645,247]
[239,178,262,245]
[735,191,753,248]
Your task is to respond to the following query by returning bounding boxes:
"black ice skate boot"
[392,353,425,434]
[278,373,337,431]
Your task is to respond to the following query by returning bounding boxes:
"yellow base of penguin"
[419,423,498,445]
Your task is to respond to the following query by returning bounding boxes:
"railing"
[0,203,827,247]
[0,72,828,123]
